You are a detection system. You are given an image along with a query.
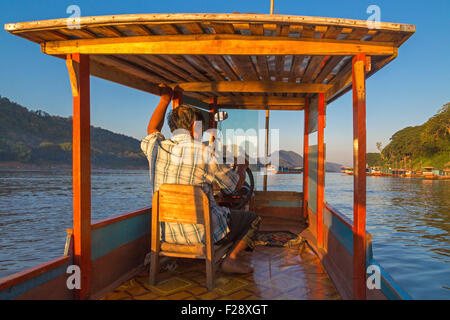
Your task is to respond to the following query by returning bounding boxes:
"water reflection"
[0,169,448,299]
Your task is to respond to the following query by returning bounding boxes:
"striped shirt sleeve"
[141,132,165,158]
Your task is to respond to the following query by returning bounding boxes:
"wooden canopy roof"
[4,13,415,110]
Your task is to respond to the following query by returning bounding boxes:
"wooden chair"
[149,184,233,290]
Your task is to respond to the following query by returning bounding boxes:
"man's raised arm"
[147,86,173,135]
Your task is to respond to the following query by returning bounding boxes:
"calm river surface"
[0,168,448,299]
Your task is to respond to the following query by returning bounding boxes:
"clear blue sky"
[1,0,449,166]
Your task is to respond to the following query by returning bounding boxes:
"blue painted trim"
[91,212,150,261]
[323,206,353,255]
[368,258,413,300]
[0,258,72,300]
[268,200,301,208]
[307,145,318,215]
[324,205,412,300]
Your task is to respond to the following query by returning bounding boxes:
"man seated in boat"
[141,86,261,274]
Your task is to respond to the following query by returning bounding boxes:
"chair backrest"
[153,184,210,225]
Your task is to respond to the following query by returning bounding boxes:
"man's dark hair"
[167,104,205,132]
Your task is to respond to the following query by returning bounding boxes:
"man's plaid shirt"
[141,131,240,244]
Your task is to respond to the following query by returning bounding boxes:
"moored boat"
[342,167,354,175]
[367,167,382,176]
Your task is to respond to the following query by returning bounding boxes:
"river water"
[0,168,448,299]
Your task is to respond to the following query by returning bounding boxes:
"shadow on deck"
[101,243,340,300]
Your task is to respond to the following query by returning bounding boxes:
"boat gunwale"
[0,256,71,291]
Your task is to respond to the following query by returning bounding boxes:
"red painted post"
[67,53,91,300]
[316,93,326,248]
[302,99,310,219]
[208,96,217,145]
[172,90,183,108]
[209,96,217,130]
[352,53,367,300]
[264,109,270,191]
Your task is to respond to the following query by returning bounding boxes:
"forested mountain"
[0,95,345,171]
[368,103,450,169]
[0,96,147,168]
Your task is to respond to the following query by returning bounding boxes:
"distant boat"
[341,167,353,175]
[422,167,450,180]
[268,165,303,174]
[367,167,382,176]
[405,170,421,178]
[392,169,407,177]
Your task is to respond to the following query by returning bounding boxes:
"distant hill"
[370,103,449,170]
[0,96,147,168]
[270,150,343,172]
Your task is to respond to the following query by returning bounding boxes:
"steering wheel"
[215,167,255,210]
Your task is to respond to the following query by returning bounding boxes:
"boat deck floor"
[101,243,340,300]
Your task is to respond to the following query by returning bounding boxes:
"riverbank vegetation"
[368,103,449,170]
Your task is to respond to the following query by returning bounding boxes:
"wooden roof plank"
[302,55,325,83]
[133,55,191,82]
[230,55,259,81]
[143,55,199,82]
[322,26,342,39]
[183,22,204,34]
[118,24,153,36]
[210,22,236,34]
[58,27,98,39]
[255,55,270,81]
[90,58,160,95]
[89,26,123,37]
[208,55,240,81]
[314,56,344,84]
[288,55,305,82]
[162,55,209,82]
[190,55,226,81]
[158,24,180,35]
[91,55,166,84]
[346,28,369,41]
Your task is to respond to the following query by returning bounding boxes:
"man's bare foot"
[221,257,253,274]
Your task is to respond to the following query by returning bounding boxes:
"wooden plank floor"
[101,244,340,300]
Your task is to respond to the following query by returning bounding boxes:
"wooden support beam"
[302,99,309,219]
[208,96,305,107]
[67,53,91,300]
[316,93,325,248]
[352,53,367,300]
[173,81,330,94]
[42,35,396,56]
